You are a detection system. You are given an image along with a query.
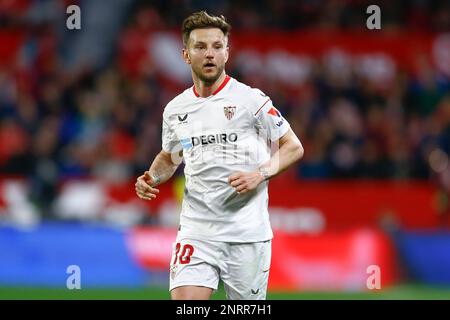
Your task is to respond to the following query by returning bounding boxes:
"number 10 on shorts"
[173,243,195,264]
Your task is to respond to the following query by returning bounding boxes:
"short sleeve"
[251,89,290,142]
[161,116,182,153]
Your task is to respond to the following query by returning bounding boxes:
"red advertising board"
[268,179,442,230]
[229,31,438,74]
[0,177,442,229]
[119,30,450,81]
[269,228,397,291]
[126,226,177,269]
[127,226,398,291]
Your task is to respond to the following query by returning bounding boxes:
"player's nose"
[205,47,214,58]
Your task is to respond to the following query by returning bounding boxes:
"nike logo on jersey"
[178,114,188,122]
[251,289,260,294]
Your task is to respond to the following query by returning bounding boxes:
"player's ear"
[224,46,229,63]
[182,48,191,65]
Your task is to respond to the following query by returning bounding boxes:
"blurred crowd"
[132,0,450,32]
[4,0,450,31]
[0,0,450,213]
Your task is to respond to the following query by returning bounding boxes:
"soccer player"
[135,11,304,300]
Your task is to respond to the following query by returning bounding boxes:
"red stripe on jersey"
[212,75,230,95]
[254,98,271,116]
[193,85,199,97]
[192,75,231,98]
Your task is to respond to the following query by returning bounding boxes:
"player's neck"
[193,72,227,98]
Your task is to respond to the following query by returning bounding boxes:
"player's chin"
[201,71,219,81]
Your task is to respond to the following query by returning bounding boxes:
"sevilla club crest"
[224,106,236,120]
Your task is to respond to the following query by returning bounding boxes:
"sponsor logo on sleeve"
[268,107,285,127]
[267,107,281,117]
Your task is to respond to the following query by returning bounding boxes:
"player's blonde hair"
[181,11,231,47]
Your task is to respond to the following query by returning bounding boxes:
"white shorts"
[169,237,272,300]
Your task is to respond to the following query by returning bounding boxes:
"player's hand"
[135,171,160,201]
[228,171,264,194]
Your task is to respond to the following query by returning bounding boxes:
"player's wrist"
[258,167,271,182]
[148,173,161,186]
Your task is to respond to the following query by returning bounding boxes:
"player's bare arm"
[135,150,181,200]
[228,128,304,194]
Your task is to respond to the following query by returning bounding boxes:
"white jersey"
[162,75,290,242]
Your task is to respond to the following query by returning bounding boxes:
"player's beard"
[193,63,225,85]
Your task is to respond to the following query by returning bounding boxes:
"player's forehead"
[189,28,227,45]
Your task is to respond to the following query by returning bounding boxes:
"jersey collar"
[192,75,231,98]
